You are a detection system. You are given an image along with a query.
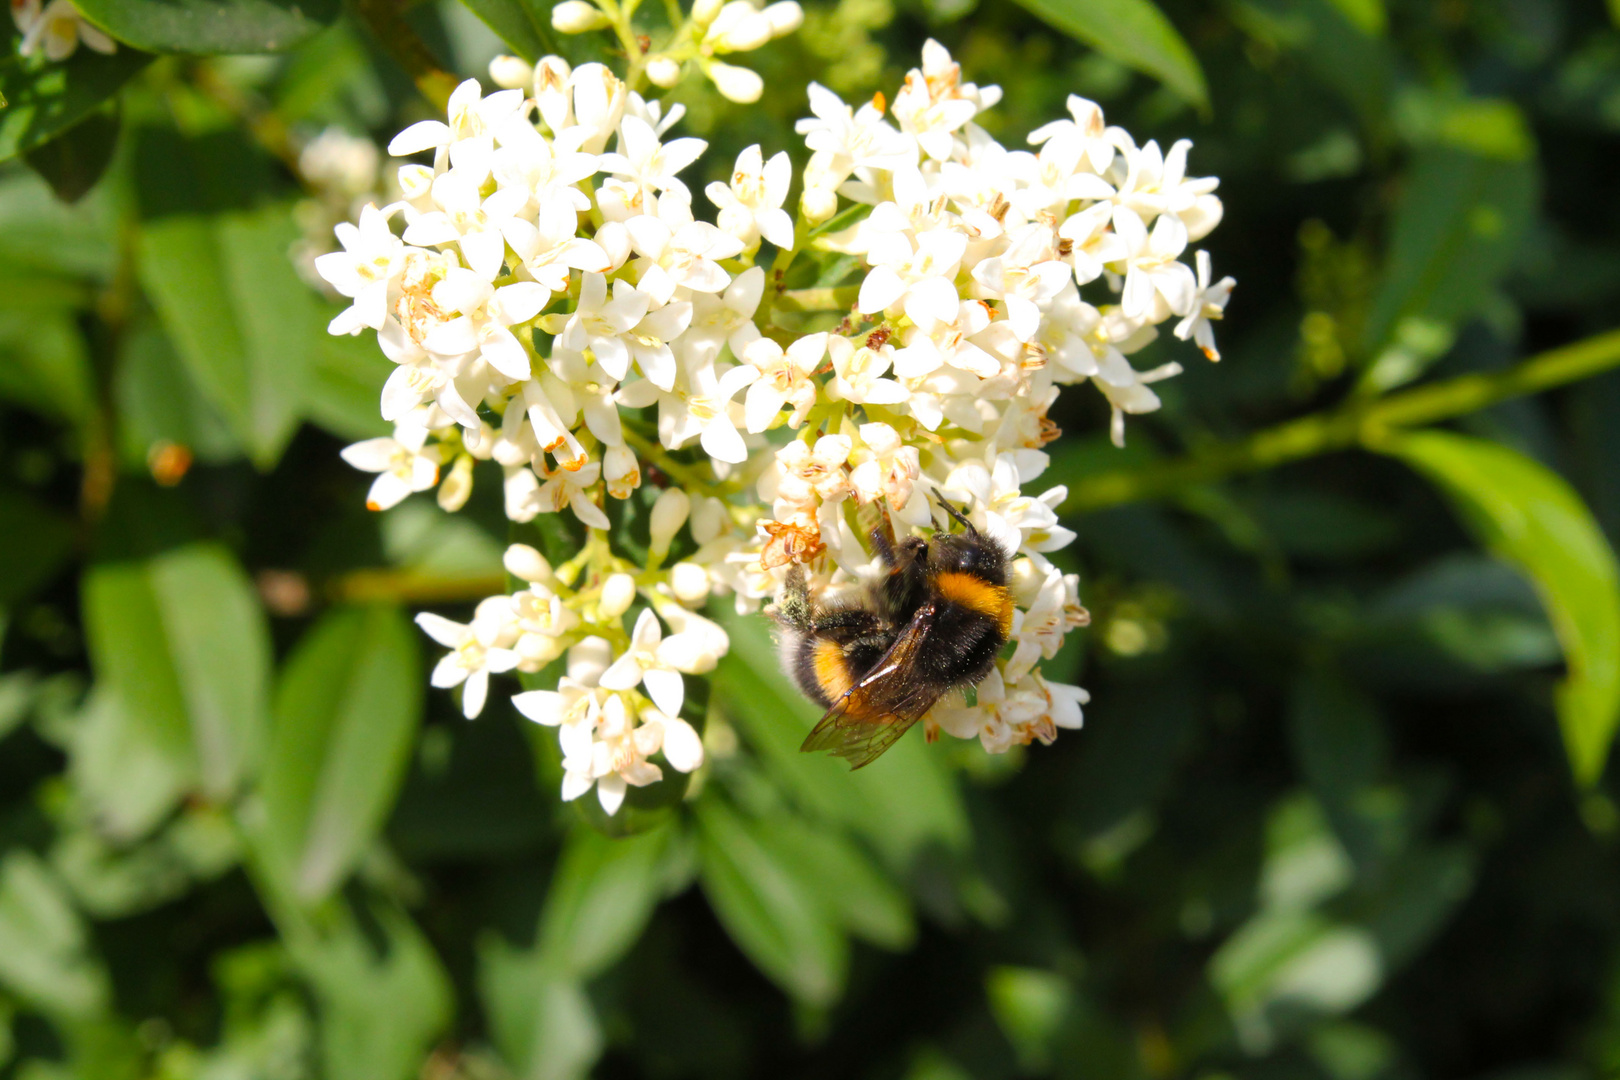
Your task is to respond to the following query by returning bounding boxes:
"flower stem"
[1061,327,1620,514]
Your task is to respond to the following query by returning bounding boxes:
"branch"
[1062,327,1620,514]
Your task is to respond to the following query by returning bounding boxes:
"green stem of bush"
[1062,327,1620,514]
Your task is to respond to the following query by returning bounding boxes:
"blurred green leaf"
[74,0,338,53]
[1361,147,1537,372]
[0,50,148,162]
[23,103,119,204]
[538,824,672,978]
[264,605,423,904]
[694,796,848,1007]
[478,938,600,1080]
[0,851,110,1020]
[80,544,270,832]
[302,332,393,441]
[1010,0,1208,109]
[113,312,242,468]
[137,198,321,469]
[1381,431,1620,785]
[285,897,451,1080]
[457,0,554,62]
[0,490,75,610]
[0,308,93,424]
[766,816,915,950]
[51,805,239,918]
[986,966,1071,1072]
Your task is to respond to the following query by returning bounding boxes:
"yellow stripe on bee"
[934,571,1014,637]
[812,638,853,702]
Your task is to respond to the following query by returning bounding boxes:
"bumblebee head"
[926,495,1010,583]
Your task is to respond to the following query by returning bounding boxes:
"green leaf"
[74,0,338,53]
[263,605,423,904]
[0,50,149,162]
[694,797,847,1007]
[302,331,392,441]
[1361,147,1537,371]
[766,817,915,950]
[284,897,451,1080]
[538,825,672,978]
[80,544,271,833]
[23,102,119,204]
[0,489,75,609]
[477,937,600,1080]
[0,851,111,1020]
[113,313,242,468]
[0,308,93,424]
[136,201,321,469]
[1381,431,1620,785]
[456,0,555,62]
[1008,0,1208,110]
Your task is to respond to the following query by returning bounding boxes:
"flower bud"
[504,543,555,585]
[552,0,608,32]
[488,54,534,89]
[648,488,691,556]
[800,185,838,224]
[762,0,801,36]
[599,572,637,619]
[690,0,723,25]
[517,632,566,670]
[713,12,771,51]
[707,61,763,103]
[670,561,711,604]
[605,444,640,499]
[690,495,727,543]
[437,454,474,511]
[645,55,681,88]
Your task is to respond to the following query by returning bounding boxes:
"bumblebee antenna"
[931,489,980,536]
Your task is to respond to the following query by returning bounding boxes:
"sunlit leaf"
[0,50,148,162]
[74,0,338,53]
[264,605,423,904]
[80,544,270,833]
[1361,147,1537,376]
[1009,0,1208,109]
[477,938,600,1080]
[0,851,110,1019]
[456,0,555,62]
[1381,430,1620,785]
[694,797,848,1007]
[538,824,672,978]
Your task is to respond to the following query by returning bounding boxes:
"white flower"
[625,198,743,304]
[1174,250,1236,361]
[599,608,706,716]
[620,362,758,464]
[706,61,764,104]
[826,336,908,407]
[421,268,549,381]
[340,424,442,511]
[388,79,525,168]
[681,265,765,364]
[598,116,707,203]
[796,83,914,180]
[417,610,521,718]
[13,0,114,59]
[316,204,406,335]
[553,272,650,380]
[1112,206,1197,321]
[858,228,970,331]
[707,145,795,251]
[890,40,998,161]
[742,332,826,432]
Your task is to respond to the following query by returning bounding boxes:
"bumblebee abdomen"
[932,571,1015,639]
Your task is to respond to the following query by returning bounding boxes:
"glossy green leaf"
[285,897,451,1080]
[0,50,148,162]
[0,308,93,424]
[113,313,241,468]
[264,605,423,904]
[74,0,337,53]
[1008,0,1207,109]
[1382,431,1620,785]
[766,817,914,950]
[137,194,321,469]
[0,851,110,1020]
[457,0,555,62]
[694,797,847,1007]
[24,103,119,204]
[538,825,671,978]
[80,544,270,831]
[1361,147,1537,372]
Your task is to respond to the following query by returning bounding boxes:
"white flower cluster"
[11,0,114,60]
[318,38,1233,810]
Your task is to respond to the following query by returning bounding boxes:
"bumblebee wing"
[799,602,944,770]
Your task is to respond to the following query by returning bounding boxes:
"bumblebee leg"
[773,563,813,631]
[809,606,889,641]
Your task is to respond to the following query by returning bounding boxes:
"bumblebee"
[770,501,1014,769]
